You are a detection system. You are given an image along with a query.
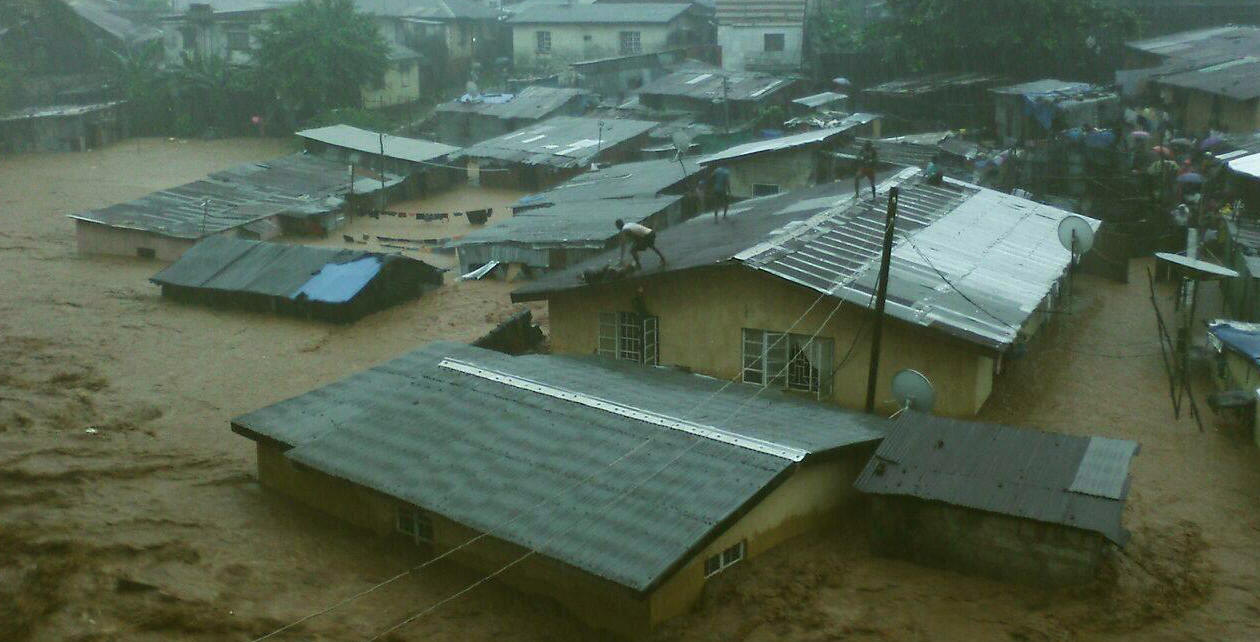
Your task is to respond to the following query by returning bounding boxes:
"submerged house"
[151,236,442,322]
[1207,320,1260,441]
[295,124,461,195]
[430,86,595,146]
[697,114,880,198]
[231,341,885,637]
[855,412,1138,586]
[0,101,127,153]
[70,153,401,260]
[990,80,1121,146]
[452,115,658,190]
[634,68,801,126]
[513,169,1100,416]
[861,72,1007,131]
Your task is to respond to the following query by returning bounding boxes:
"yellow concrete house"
[513,170,1100,416]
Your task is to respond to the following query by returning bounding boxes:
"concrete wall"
[0,108,126,153]
[869,495,1108,586]
[547,265,997,416]
[717,24,802,72]
[75,220,198,262]
[723,148,831,198]
[361,59,422,109]
[512,23,678,70]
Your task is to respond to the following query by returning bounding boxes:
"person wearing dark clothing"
[924,156,944,186]
[616,219,666,269]
[855,141,877,198]
[709,166,731,220]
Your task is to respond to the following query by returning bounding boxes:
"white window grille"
[704,541,745,578]
[741,329,833,396]
[619,31,641,55]
[396,507,433,545]
[599,311,658,365]
[536,31,552,54]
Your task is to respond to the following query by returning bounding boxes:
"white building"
[716,0,805,72]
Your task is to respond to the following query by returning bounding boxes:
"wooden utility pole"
[865,186,899,414]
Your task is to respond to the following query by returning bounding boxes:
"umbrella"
[1169,137,1194,148]
[1147,159,1178,175]
[1129,130,1151,139]
[1200,135,1224,149]
[1177,172,1204,184]
[1152,145,1173,158]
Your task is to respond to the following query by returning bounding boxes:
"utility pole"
[722,75,730,135]
[864,186,899,414]
[378,131,387,213]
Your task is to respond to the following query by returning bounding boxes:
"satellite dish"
[1057,215,1095,256]
[671,130,694,157]
[1154,252,1239,279]
[891,369,935,413]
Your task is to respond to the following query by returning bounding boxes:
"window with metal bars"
[619,31,641,55]
[395,507,433,545]
[741,329,833,396]
[536,30,551,54]
[598,311,658,365]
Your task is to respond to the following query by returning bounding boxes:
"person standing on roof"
[616,219,666,269]
[855,140,878,199]
[709,165,731,220]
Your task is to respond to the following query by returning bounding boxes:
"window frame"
[535,30,552,54]
[741,328,833,396]
[619,30,642,55]
[763,33,785,52]
[395,506,434,545]
[599,311,658,365]
[704,541,745,578]
[752,183,780,197]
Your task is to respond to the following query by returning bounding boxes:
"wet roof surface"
[454,116,658,168]
[854,411,1137,545]
[435,86,591,120]
[637,69,797,102]
[296,125,459,163]
[232,342,884,591]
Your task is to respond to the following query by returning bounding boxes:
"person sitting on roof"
[924,155,944,186]
[855,141,877,199]
[616,219,666,269]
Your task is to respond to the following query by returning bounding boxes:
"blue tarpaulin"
[1209,321,1260,368]
[294,256,383,303]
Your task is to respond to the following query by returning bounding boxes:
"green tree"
[255,0,388,121]
[109,40,171,133]
[865,0,1137,81]
[809,1,861,56]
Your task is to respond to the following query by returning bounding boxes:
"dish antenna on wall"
[891,368,935,414]
[1057,215,1095,265]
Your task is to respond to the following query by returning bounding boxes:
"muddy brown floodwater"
[1,137,1258,642]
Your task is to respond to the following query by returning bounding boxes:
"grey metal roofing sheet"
[508,3,691,23]
[637,70,797,102]
[150,236,435,301]
[69,154,387,239]
[66,0,163,42]
[435,86,591,120]
[716,0,807,26]
[1069,437,1139,500]
[792,92,847,108]
[1127,25,1260,58]
[232,342,884,591]
[453,116,658,168]
[452,195,681,247]
[864,72,1007,96]
[1154,57,1260,100]
[737,171,1099,351]
[513,158,698,207]
[698,116,878,164]
[0,101,124,122]
[296,125,459,163]
[853,411,1136,545]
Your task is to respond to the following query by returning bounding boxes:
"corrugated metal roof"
[452,195,681,247]
[853,411,1136,545]
[513,157,698,208]
[792,92,847,108]
[1155,56,1260,100]
[1126,25,1260,58]
[698,115,879,165]
[69,154,395,239]
[716,0,806,26]
[296,125,459,163]
[454,116,658,169]
[636,69,797,102]
[0,101,124,123]
[991,79,1117,104]
[232,342,885,592]
[435,86,591,121]
[1229,152,1260,179]
[150,236,436,301]
[508,3,691,23]
[864,72,1008,97]
[737,172,1099,350]
[66,0,163,42]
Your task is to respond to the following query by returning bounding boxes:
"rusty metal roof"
[854,411,1137,545]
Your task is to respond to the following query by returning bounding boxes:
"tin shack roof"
[66,0,163,43]
[452,195,681,248]
[151,235,439,302]
[232,341,885,592]
[0,101,124,122]
[515,169,1097,352]
[698,115,879,165]
[1154,56,1260,101]
[1228,152,1260,179]
[636,69,798,103]
[864,72,1008,97]
[1126,25,1260,59]
[991,79,1116,102]
[792,91,848,109]
[508,3,692,24]
[716,0,806,26]
[453,116,658,169]
[854,411,1138,545]
[296,125,459,163]
[435,86,592,121]
[513,157,699,208]
[69,154,398,239]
